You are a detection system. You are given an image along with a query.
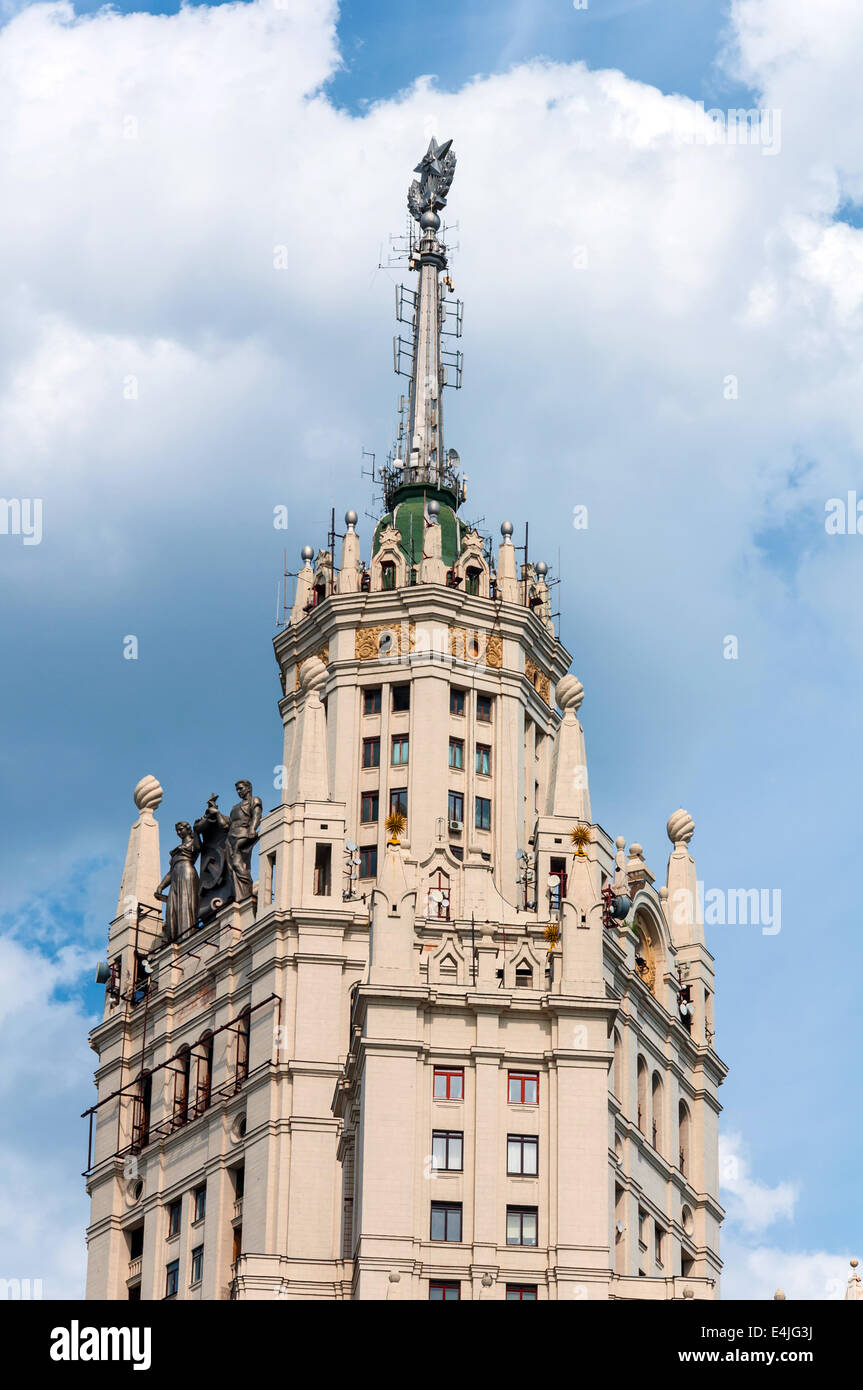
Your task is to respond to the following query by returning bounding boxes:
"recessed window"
[190,1244,204,1286]
[128,1224,144,1260]
[549,856,567,910]
[359,845,378,879]
[655,1224,665,1267]
[448,791,464,823]
[506,1285,538,1301]
[361,736,380,769]
[360,791,379,824]
[389,787,408,819]
[448,737,464,769]
[514,964,532,989]
[475,796,491,831]
[381,561,396,591]
[450,688,466,716]
[196,1034,213,1115]
[506,1206,538,1247]
[391,734,410,766]
[235,1010,250,1088]
[429,1281,460,1301]
[173,1048,191,1128]
[313,843,332,896]
[165,1259,179,1299]
[363,687,382,715]
[477,694,493,723]
[430,1202,462,1242]
[475,743,491,776]
[507,1134,539,1176]
[167,1198,181,1238]
[433,1067,464,1101]
[392,684,410,712]
[465,567,481,596]
[432,1130,463,1172]
[192,1186,206,1224]
[508,1071,539,1105]
[638,1208,648,1247]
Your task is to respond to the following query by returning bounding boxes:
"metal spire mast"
[389,137,463,505]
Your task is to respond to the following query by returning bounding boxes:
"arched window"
[634,913,659,994]
[196,1033,214,1116]
[235,1009,250,1090]
[133,1072,152,1152]
[515,963,533,989]
[465,567,481,596]
[636,1056,648,1135]
[612,1030,623,1101]
[381,561,396,591]
[427,871,450,920]
[679,1100,692,1176]
[173,1047,191,1127]
[651,1072,664,1153]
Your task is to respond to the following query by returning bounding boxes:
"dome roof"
[373,484,462,570]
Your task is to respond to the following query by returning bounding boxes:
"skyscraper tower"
[84,139,726,1302]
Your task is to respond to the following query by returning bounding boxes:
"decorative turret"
[116,775,163,919]
[547,674,591,821]
[291,544,315,623]
[497,521,520,603]
[286,656,329,802]
[663,809,704,948]
[337,510,362,594]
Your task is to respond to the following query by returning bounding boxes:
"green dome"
[373,484,462,570]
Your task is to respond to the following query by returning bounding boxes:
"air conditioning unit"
[448,819,463,832]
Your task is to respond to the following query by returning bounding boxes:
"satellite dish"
[95,960,112,985]
[429,889,444,903]
[346,840,357,852]
[393,458,405,470]
[615,1220,624,1236]
[547,875,560,889]
[515,849,527,862]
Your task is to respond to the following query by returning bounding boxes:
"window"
[167,1198,181,1238]
[133,1072,152,1151]
[433,1067,464,1100]
[655,1224,665,1267]
[477,694,493,722]
[391,734,410,765]
[651,1072,664,1153]
[361,736,380,769]
[196,1034,213,1115]
[638,1209,648,1247]
[430,1202,462,1242]
[429,1282,460,1301]
[359,845,378,879]
[507,1134,539,1175]
[192,1186,206,1224]
[448,737,464,769]
[363,687,381,715]
[450,688,466,716]
[514,963,532,989]
[381,561,396,590]
[128,1284,141,1302]
[392,684,410,712]
[679,1101,692,1176]
[475,796,491,831]
[313,843,332,896]
[165,1260,179,1299]
[448,791,464,824]
[432,1130,463,1171]
[128,1224,144,1260]
[475,744,491,776]
[506,1285,538,1301]
[232,1225,242,1266]
[173,1047,191,1127]
[508,1071,538,1105]
[465,567,481,596]
[233,1166,245,1200]
[190,1244,204,1285]
[389,788,408,821]
[637,1057,648,1134]
[428,872,450,920]
[235,1010,250,1088]
[549,856,567,909]
[506,1206,538,1247]
[360,791,379,824]
[265,853,276,905]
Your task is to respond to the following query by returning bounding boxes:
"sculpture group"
[155,780,262,940]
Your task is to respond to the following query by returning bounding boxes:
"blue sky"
[1,0,861,1299]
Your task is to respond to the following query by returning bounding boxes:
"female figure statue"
[155,821,201,942]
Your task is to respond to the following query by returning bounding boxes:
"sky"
[0,0,861,1301]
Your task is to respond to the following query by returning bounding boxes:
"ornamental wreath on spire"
[408,137,457,221]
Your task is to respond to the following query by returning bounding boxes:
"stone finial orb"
[536,560,548,578]
[300,656,327,693]
[629,842,644,860]
[667,808,695,847]
[682,1287,695,1300]
[774,1289,786,1301]
[301,544,314,564]
[345,509,358,529]
[501,520,514,539]
[481,1272,493,1288]
[555,673,584,713]
[616,835,626,850]
[851,1259,859,1268]
[134,775,163,814]
[388,1269,400,1284]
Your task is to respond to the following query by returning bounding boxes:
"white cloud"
[720,1131,798,1235]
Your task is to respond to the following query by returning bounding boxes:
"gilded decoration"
[525,656,550,704]
[355,623,415,660]
[449,626,502,669]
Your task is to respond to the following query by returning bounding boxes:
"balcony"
[233,1198,244,1223]
[128,1256,142,1281]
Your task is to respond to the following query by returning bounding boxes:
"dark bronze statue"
[155,821,201,942]
[194,782,262,921]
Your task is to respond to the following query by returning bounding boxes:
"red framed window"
[167,1198,181,1237]
[429,1281,460,1301]
[433,1067,464,1101]
[508,1071,539,1105]
[506,1284,538,1300]
[362,687,381,715]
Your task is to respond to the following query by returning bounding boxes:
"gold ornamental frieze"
[525,656,550,705]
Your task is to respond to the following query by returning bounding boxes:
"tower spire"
[389,137,462,508]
